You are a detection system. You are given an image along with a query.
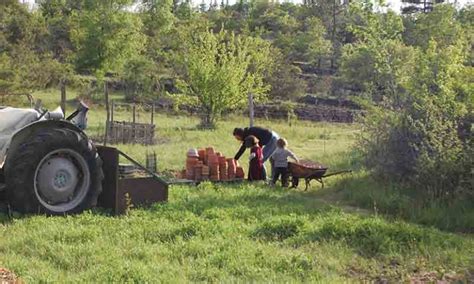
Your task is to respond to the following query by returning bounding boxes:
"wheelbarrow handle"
[322,170,352,178]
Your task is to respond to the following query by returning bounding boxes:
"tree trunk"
[200,108,216,129]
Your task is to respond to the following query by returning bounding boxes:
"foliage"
[266,52,307,100]
[340,4,408,101]
[403,5,463,50]
[177,28,274,127]
[69,0,145,77]
[140,0,176,35]
[336,2,473,201]
[359,39,471,199]
[0,1,66,96]
[121,57,157,101]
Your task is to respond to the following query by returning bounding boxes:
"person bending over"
[233,126,280,180]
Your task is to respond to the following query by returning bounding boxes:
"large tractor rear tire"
[4,127,103,215]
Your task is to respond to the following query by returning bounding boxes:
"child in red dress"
[245,135,264,181]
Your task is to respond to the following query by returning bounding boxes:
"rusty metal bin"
[97,146,168,214]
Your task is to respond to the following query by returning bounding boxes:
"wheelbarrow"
[288,160,351,190]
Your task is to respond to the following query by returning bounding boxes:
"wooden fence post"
[60,81,66,116]
[248,93,254,127]
[111,100,114,123]
[151,103,155,125]
[132,104,136,124]
[104,81,110,146]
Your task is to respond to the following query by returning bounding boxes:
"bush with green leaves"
[266,52,307,100]
[359,39,471,199]
[122,56,163,101]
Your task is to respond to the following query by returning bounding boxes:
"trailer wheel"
[4,127,103,215]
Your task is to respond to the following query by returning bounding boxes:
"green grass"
[1,184,473,282]
[0,89,472,282]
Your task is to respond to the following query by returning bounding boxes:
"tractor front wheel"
[5,127,103,215]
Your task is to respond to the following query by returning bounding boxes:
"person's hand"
[249,153,256,160]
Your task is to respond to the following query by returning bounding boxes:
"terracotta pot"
[227,158,236,178]
[209,164,219,176]
[236,167,245,179]
[206,147,215,155]
[210,173,220,181]
[208,154,218,165]
[186,167,195,180]
[227,158,236,168]
[218,156,226,164]
[198,149,206,161]
[194,164,203,181]
[219,161,227,175]
[202,165,210,178]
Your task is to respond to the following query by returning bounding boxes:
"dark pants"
[272,167,289,187]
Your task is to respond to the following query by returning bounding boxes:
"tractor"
[0,102,104,215]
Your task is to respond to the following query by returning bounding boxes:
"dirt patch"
[0,268,19,284]
[409,271,469,283]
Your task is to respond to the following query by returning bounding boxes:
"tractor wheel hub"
[36,156,79,204]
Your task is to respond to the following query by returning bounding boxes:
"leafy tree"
[401,0,446,14]
[403,4,463,50]
[340,4,408,103]
[69,0,145,77]
[178,29,274,127]
[248,1,299,35]
[0,0,65,96]
[266,54,307,100]
[39,0,84,62]
[0,45,65,97]
[122,56,163,101]
[289,17,331,63]
[302,0,349,68]
[140,0,176,35]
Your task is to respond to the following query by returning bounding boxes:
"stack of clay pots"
[186,149,199,180]
[218,156,228,181]
[207,148,219,181]
[183,147,245,181]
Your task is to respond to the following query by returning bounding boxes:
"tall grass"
[331,171,474,232]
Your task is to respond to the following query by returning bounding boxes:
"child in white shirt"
[270,138,298,187]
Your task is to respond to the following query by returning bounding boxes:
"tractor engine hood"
[0,107,40,167]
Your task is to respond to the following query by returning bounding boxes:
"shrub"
[122,56,162,101]
[359,40,472,201]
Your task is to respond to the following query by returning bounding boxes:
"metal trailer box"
[96,146,168,214]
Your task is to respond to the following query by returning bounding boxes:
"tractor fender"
[2,120,88,168]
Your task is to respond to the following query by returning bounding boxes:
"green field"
[0,90,473,282]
